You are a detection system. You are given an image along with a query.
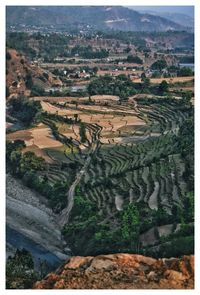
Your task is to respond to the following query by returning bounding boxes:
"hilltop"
[6,6,186,33]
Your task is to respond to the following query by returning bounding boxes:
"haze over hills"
[6,6,188,33]
[127,6,194,17]
[127,6,194,29]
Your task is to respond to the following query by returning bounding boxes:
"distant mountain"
[6,6,187,33]
[127,6,194,17]
[127,6,194,29]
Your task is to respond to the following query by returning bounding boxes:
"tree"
[74,113,78,123]
[19,152,45,175]
[79,123,87,143]
[182,92,192,104]
[178,67,193,77]
[6,249,39,289]
[93,66,98,75]
[151,59,167,71]
[141,73,150,88]
[9,97,42,126]
[25,73,33,89]
[159,80,169,94]
[124,47,131,53]
[127,55,143,64]
[121,204,140,250]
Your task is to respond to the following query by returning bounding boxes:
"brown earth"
[7,123,62,149]
[6,48,62,98]
[133,76,194,84]
[34,253,194,289]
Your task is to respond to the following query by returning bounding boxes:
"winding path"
[58,125,101,227]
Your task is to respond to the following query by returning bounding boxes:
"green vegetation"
[88,74,137,99]
[6,139,71,212]
[127,55,143,64]
[71,45,109,59]
[177,67,193,77]
[9,97,42,126]
[6,249,39,289]
[121,204,140,250]
[159,80,169,94]
[62,95,194,257]
[79,123,87,143]
[6,28,194,260]
[25,73,33,89]
[6,141,45,177]
[6,32,71,60]
[151,59,167,71]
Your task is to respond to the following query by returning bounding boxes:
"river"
[6,226,67,272]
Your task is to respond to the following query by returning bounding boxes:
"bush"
[159,80,169,94]
[9,97,42,126]
[127,55,143,64]
[151,59,167,71]
[6,249,39,289]
[178,67,193,77]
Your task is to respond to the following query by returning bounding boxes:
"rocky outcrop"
[34,253,194,289]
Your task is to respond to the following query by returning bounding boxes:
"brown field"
[133,76,194,84]
[78,111,146,144]
[56,123,83,142]
[18,96,147,147]
[91,95,119,102]
[32,95,120,104]
[7,129,33,141]
[7,123,62,149]
[41,101,81,116]
[170,86,194,92]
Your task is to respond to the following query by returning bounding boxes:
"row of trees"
[71,45,109,59]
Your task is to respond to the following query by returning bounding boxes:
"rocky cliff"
[34,253,194,289]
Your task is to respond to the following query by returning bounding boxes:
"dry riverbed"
[6,174,69,267]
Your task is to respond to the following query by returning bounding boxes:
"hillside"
[6,6,186,32]
[6,48,62,98]
[33,253,194,289]
[127,6,194,29]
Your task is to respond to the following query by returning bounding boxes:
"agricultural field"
[7,94,194,236]
[6,27,194,262]
[133,76,194,84]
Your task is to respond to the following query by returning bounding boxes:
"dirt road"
[58,125,101,227]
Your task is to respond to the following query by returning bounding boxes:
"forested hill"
[6,6,186,32]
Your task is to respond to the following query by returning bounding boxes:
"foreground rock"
[34,254,194,289]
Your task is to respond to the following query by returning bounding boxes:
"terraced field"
[7,95,193,232]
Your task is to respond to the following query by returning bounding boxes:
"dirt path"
[58,126,101,227]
